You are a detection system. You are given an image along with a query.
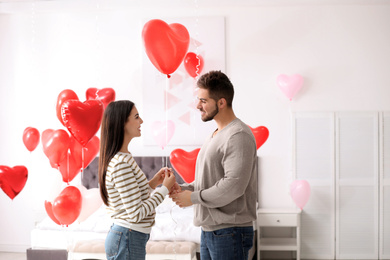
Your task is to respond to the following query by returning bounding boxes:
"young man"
[171,70,258,260]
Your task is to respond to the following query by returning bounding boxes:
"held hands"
[170,190,193,208]
[169,182,182,196]
[151,168,192,207]
[169,184,193,208]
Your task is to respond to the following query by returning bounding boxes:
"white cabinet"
[256,208,301,260]
[335,112,379,259]
[293,112,335,259]
[381,112,390,259]
[293,112,387,259]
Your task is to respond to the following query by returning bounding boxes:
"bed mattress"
[31,197,201,250]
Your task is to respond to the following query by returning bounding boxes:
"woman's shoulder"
[111,152,135,165]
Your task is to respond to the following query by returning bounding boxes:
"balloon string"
[170,202,178,259]
[67,149,70,185]
[194,0,200,78]
[165,77,169,167]
[192,82,197,143]
[81,146,85,181]
[192,0,200,144]
[30,1,36,77]
[95,0,101,86]
[62,224,74,258]
[161,157,165,170]
[288,103,294,194]
[30,2,35,48]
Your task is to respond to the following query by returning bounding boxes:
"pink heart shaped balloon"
[76,186,103,223]
[290,180,311,210]
[151,120,175,149]
[277,74,303,101]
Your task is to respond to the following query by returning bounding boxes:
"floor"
[0,252,26,260]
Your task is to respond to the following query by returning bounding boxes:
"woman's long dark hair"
[99,100,134,206]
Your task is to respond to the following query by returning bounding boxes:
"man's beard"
[201,104,219,122]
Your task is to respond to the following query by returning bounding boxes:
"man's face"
[196,88,219,122]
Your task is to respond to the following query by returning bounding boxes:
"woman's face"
[124,106,143,139]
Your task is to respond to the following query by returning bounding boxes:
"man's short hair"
[197,70,234,107]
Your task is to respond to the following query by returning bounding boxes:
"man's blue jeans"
[105,224,150,260]
[200,226,254,260]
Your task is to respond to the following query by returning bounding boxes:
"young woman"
[98,100,176,260]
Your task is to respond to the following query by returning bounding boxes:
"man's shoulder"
[229,119,252,135]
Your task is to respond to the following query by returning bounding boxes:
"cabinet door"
[294,112,335,259]
[380,112,390,259]
[336,112,379,259]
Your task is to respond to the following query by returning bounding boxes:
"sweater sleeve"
[110,161,168,223]
[191,132,256,208]
[180,181,195,192]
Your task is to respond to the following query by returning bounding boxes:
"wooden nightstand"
[256,208,301,260]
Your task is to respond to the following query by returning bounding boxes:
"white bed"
[30,156,201,260]
[31,197,201,260]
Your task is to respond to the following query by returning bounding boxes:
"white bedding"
[31,197,201,250]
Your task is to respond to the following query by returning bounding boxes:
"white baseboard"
[0,244,30,253]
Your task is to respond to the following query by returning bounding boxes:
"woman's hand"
[149,167,172,189]
[162,170,176,190]
[169,182,182,197]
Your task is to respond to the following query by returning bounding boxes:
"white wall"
[0,0,389,252]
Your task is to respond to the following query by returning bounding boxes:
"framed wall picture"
[142,16,225,148]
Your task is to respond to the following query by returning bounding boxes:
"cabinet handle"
[277,220,280,222]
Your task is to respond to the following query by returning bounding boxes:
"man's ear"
[218,98,227,108]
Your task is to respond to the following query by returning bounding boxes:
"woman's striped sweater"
[105,152,168,234]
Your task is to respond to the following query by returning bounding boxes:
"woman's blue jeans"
[105,224,150,260]
[200,226,254,260]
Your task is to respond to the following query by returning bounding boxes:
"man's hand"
[171,190,193,208]
[169,182,181,196]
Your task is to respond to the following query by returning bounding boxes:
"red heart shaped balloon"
[86,88,116,110]
[142,19,190,77]
[184,52,204,78]
[56,89,79,126]
[41,129,70,168]
[58,136,100,183]
[0,165,28,200]
[52,186,82,226]
[248,125,269,150]
[61,100,103,147]
[23,127,40,152]
[44,200,61,225]
[170,148,200,183]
